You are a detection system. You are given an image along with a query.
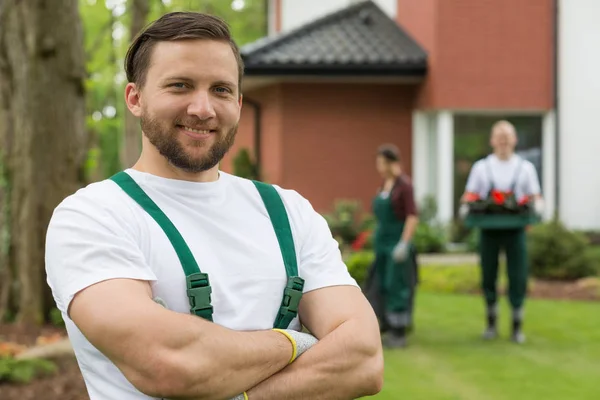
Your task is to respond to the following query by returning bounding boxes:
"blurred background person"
[366,144,419,348]
[460,120,543,344]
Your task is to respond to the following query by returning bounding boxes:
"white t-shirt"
[45,169,357,400]
[465,154,541,200]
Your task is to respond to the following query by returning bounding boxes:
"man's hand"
[273,329,319,363]
[68,279,294,400]
[228,330,319,400]
[392,240,409,262]
[459,203,470,219]
[533,196,545,216]
[244,286,384,399]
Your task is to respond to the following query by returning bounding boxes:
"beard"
[140,113,237,173]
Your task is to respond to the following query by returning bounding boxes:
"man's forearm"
[244,319,383,400]
[173,326,292,400]
[118,309,293,400]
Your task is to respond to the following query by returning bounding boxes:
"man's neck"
[493,152,514,161]
[132,147,220,183]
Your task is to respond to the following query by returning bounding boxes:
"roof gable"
[241,0,427,76]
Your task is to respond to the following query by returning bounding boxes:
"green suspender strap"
[110,172,214,322]
[252,181,305,329]
[109,171,303,329]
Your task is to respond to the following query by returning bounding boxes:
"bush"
[50,307,64,327]
[527,219,600,280]
[413,222,446,253]
[232,148,259,180]
[322,200,369,246]
[345,250,375,286]
[413,195,448,253]
[0,357,56,384]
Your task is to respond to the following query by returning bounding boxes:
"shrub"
[527,219,600,280]
[232,148,259,180]
[413,222,447,253]
[413,195,448,253]
[345,250,375,286]
[50,307,64,328]
[0,357,56,384]
[322,200,368,246]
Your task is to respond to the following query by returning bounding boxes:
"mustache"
[174,119,218,131]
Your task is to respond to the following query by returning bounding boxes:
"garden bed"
[0,323,87,400]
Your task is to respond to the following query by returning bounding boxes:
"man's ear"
[125,83,142,117]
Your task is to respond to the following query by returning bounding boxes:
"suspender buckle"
[186,272,214,321]
[274,276,305,329]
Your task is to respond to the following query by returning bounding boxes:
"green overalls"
[109,171,303,330]
[479,161,528,311]
[372,190,412,329]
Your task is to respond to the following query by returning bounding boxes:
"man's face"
[490,125,517,156]
[130,39,242,173]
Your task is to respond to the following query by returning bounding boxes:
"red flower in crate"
[490,189,505,205]
[518,195,530,206]
[351,230,371,251]
[464,192,480,202]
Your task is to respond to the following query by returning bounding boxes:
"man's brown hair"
[124,11,244,91]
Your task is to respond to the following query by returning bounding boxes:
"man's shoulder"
[51,178,130,225]
[518,157,537,169]
[224,173,312,213]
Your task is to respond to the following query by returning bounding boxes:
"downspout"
[243,97,262,180]
[553,0,560,218]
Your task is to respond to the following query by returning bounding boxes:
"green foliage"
[49,308,65,328]
[527,219,600,280]
[418,195,438,224]
[322,200,368,246]
[413,222,447,254]
[412,195,448,253]
[344,251,375,285]
[0,357,57,384]
[232,148,259,180]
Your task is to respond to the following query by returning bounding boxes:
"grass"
[373,291,600,400]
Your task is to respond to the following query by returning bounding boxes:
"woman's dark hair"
[377,144,400,162]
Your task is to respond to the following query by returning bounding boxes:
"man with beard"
[45,12,383,400]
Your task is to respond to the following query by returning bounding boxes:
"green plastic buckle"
[186,272,213,321]
[274,276,305,329]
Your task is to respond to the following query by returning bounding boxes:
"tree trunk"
[0,0,87,325]
[121,0,150,168]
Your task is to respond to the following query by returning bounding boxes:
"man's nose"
[187,91,216,120]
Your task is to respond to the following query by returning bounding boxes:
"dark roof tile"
[241,0,427,76]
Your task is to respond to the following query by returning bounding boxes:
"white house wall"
[558,0,600,230]
[280,0,397,33]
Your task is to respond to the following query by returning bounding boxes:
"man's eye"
[215,87,231,93]
[170,83,187,89]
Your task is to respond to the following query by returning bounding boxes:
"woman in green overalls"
[371,144,419,348]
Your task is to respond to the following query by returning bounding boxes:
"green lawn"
[373,291,600,400]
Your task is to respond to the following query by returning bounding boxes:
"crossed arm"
[245,285,383,399]
[70,279,383,400]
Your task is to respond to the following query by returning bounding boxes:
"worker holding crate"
[460,120,544,344]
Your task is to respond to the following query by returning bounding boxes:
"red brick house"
[220,0,556,224]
